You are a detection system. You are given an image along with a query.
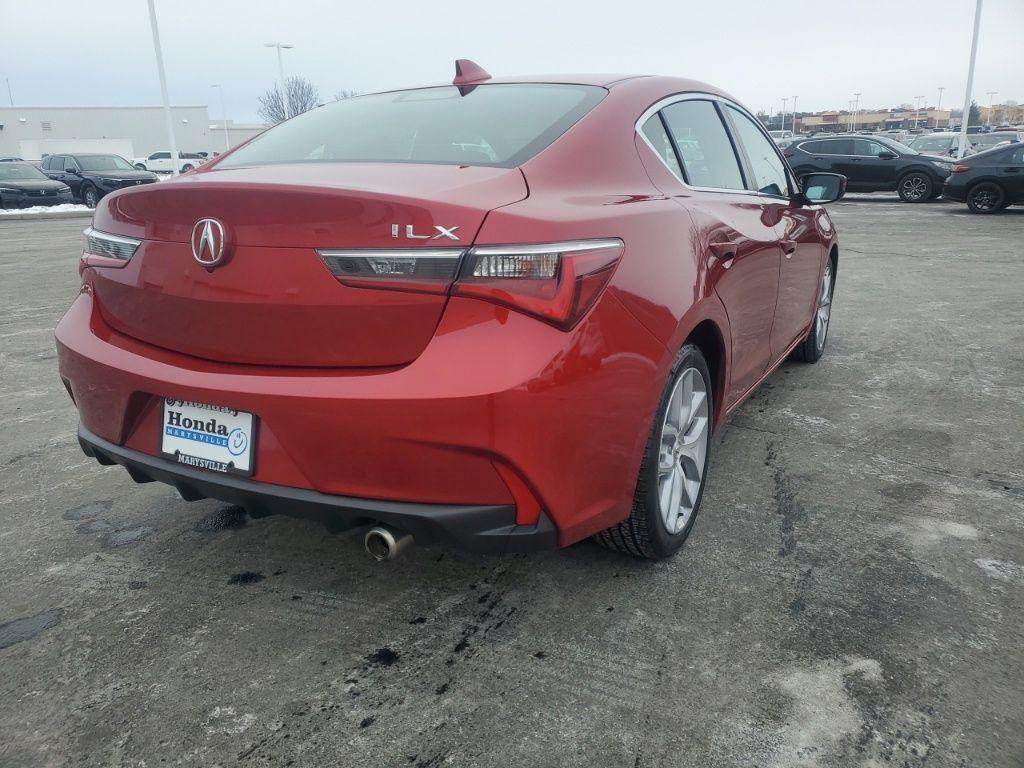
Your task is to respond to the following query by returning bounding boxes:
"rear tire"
[897,172,933,203]
[965,181,1006,214]
[792,255,835,363]
[182,164,194,172]
[596,344,712,560]
[134,163,147,171]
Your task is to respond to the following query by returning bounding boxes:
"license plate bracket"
[159,398,257,476]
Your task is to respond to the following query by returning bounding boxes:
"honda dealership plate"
[160,398,256,476]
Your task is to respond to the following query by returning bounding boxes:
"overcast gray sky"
[2,0,1021,122]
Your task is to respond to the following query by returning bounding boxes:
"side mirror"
[66,167,81,176]
[877,151,898,160]
[798,173,846,205]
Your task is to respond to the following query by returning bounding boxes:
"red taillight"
[317,248,462,295]
[951,164,970,173]
[319,239,623,329]
[79,226,140,273]
[452,239,623,329]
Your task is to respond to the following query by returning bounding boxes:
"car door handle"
[781,239,797,256]
[709,239,742,257]
[709,239,741,266]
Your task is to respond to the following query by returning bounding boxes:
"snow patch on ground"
[974,558,1024,586]
[770,656,883,767]
[0,203,91,215]
[204,706,257,735]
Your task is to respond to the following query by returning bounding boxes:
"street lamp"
[913,95,925,129]
[211,84,230,152]
[956,0,983,159]
[986,90,998,126]
[852,92,861,132]
[264,42,294,120]
[146,0,181,176]
[937,87,945,126]
[791,95,798,134]
[781,97,789,132]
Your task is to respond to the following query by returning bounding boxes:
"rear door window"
[219,84,606,169]
[724,105,790,197]
[817,139,854,155]
[660,100,745,190]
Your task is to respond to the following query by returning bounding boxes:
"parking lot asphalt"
[1,197,1022,768]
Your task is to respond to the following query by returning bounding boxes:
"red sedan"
[55,62,844,560]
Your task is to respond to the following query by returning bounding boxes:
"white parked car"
[132,151,206,173]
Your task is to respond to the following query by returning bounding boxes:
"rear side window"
[219,84,605,169]
[640,115,684,181]
[724,105,789,197]
[660,100,745,190]
[815,139,854,155]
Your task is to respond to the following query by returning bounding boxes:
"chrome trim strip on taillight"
[316,248,466,260]
[466,239,623,257]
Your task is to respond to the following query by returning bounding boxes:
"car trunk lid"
[87,163,527,367]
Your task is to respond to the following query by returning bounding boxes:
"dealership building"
[0,105,266,161]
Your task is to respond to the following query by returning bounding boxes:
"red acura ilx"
[55,61,844,560]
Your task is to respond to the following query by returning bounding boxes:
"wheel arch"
[684,318,728,433]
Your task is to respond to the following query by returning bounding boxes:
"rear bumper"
[56,287,668,547]
[78,425,556,553]
[941,183,967,202]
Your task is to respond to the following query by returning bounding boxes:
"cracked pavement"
[1,196,1022,767]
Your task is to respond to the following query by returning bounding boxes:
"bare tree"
[257,76,321,124]
[333,89,359,101]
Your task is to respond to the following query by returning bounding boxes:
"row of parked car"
[778,133,1023,212]
[2,138,1020,214]
[0,149,221,209]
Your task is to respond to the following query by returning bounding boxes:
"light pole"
[4,77,12,106]
[781,98,789,132]
[913,95,925,129]
[956,0,983,158]
[851,92,861,132]
[986,90,998,126]
[791,95,798,134]
[146,0,181,176]
[937,86,945,126]
[211,84,230,152]
[264,42,294,120]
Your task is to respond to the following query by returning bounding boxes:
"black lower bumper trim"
[77,426,557,554]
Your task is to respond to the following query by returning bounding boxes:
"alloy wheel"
[84,187,98,209]
[901,176,928,201]
[815,261,833,351]
[969,185,1000,212]
[658,367,710,534]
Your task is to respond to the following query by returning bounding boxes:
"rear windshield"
[219,83,605,170]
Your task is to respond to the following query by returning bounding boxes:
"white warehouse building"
[0,105,266,161]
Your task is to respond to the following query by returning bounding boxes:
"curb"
[0,211,94,222]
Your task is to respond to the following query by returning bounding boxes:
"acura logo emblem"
[191,218,227,268]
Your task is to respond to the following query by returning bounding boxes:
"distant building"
[800,108,952,132]
[981,103,1024,126]
[0,105,266,160]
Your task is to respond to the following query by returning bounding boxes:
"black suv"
[40,153,157,208]
[942,144,1024,213]
[784,135,953,202]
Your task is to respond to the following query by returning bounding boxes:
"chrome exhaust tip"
[364,525,414,561]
